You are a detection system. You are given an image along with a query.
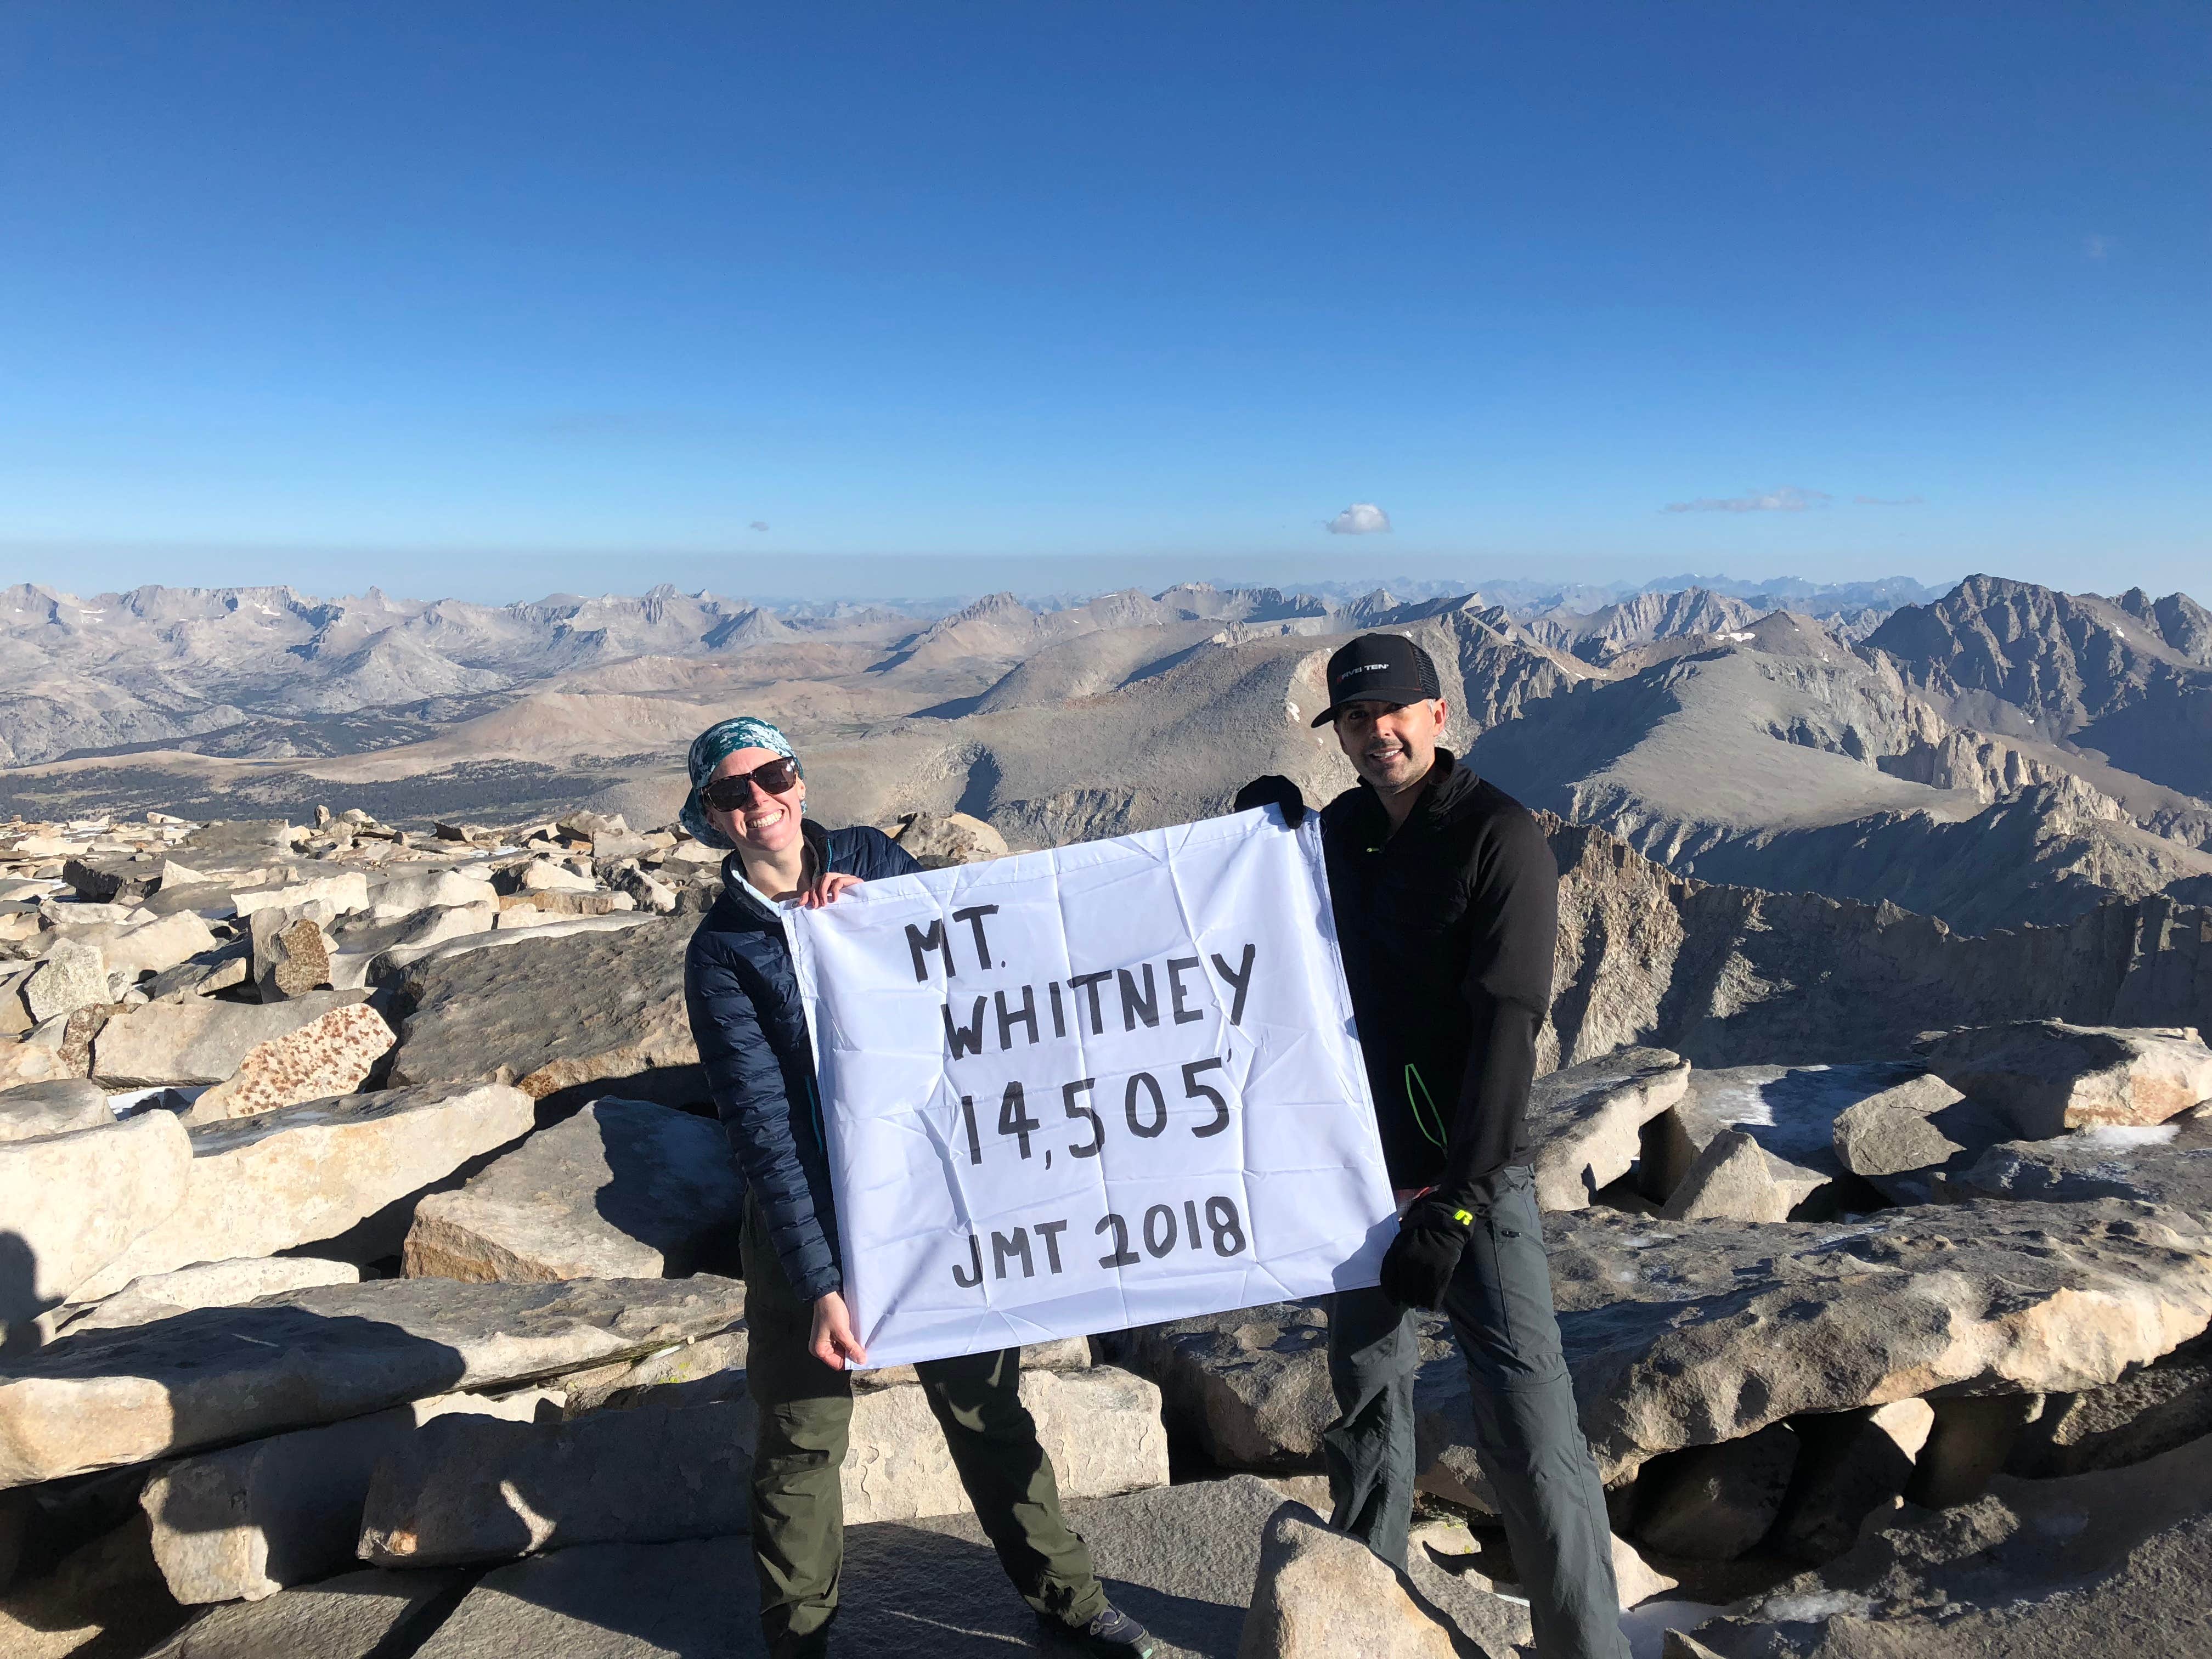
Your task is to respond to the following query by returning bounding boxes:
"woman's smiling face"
[707,746,806,855]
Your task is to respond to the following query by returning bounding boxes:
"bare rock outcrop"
[0,1274,749,1486]
[403,1095,742,1283]
[1682,1431,2212,1657]
[0,1077,109,1142]
[1526,1046,1691,1210]
[1419,1201,2212,1492]
[1918,1019,2212,1136]
[55,1256,361,1338]
[135,1567,466,1659]
[1538,816,2212,1075]
[0,1111,191,1339]
[142,1388,558,1603]
[1237,1502,1458,1659]
[183,1001,396,1123]
[92,990,372,1087]
[69,1081,535,1303]
[1949,1111,2212,1212]
[387,917,701,1108]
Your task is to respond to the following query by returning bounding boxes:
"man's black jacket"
[1318,749,1558,1201]
[684,820,922,1303]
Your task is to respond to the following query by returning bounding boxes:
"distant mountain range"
[4,571,2207,939]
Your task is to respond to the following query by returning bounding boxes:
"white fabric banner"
[788,807,1395,1370]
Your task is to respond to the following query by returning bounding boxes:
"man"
[1237,633,1627,1659]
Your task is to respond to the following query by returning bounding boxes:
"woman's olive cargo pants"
[741,1198,1107,1657]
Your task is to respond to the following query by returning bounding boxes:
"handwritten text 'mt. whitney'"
[904,904,1260,1059]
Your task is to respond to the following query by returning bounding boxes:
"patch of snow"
[1757,1588,1878,1622]
[1621,1600,1728,1659]
[2075,1124,2180,1148]
[106,1085,209,1119]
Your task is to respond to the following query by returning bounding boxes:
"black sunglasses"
[699,757,800,810]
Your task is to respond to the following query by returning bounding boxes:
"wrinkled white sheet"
[789,807,1393,1368]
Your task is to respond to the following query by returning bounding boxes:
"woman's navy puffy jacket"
[684,819,922,1304]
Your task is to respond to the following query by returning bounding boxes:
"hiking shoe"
[1040,1602,1156,1657]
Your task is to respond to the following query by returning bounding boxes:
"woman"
[679,716,1154,1659]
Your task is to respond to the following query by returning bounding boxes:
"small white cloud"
[1853,495,1925,507]
[1662,486,1830,515]
[1324,503,1392,534]
[748,521,770,533]
[2085,234,2113,261]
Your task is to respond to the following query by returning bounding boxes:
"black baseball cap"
[1311,633,1443,727]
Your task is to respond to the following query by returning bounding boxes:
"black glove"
[1233,775,1307,828]
[1378,1196,1474,1310]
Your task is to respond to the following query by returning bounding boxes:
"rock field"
[3,802,2211,1656]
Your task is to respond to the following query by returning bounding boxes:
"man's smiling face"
[1333,697,1447,795]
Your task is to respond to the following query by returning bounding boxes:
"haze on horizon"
[2,3,2206,606]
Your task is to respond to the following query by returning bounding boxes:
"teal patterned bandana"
[680,715,803,850]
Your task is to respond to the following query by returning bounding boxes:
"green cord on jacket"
[1404,1063,1448,1149]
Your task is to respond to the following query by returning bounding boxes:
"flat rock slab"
[1949,1113,2212,1214]
[92,990,371,1087]
[140,1567,466,1659]
[231,870,368,921]
[361,1395,754,1567]
[1684,1432,2212,1658]
[0,1110,190,1336]
[1128,1303,1339,1470]
[368,868,498,917]
[69,1081,537,1302]
[842,1365,1168,1525]
[1526,1046,1691,1211]
[185,1002,396,1123]
[390,918,702,1105]
[1125,1303,1452,1474]
[1417,1201,2212,1490]
[1646,1063,1922,1206]
[58,1255,362,1338]
[0,1273,748,1487]
[0,1076,110,1142]
[404,1095,742,1282]
[407,1475,1289,1659]
[377,912,648,983]
[69,912,219,983]
[1827,1071,2016,1204]
[176,821,302,875]
[409,1536,764,1659]
[327,902,494,989]
[145,1389,556,1603]
[1921,1019,2212,1138]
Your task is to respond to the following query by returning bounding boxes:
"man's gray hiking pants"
[1324,1163,1629,1659]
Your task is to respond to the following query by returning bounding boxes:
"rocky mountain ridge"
[7,571,2211,941]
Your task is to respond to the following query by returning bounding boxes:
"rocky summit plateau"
[4,567,2212,1657]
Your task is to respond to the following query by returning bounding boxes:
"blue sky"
[2,3,2205,603]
